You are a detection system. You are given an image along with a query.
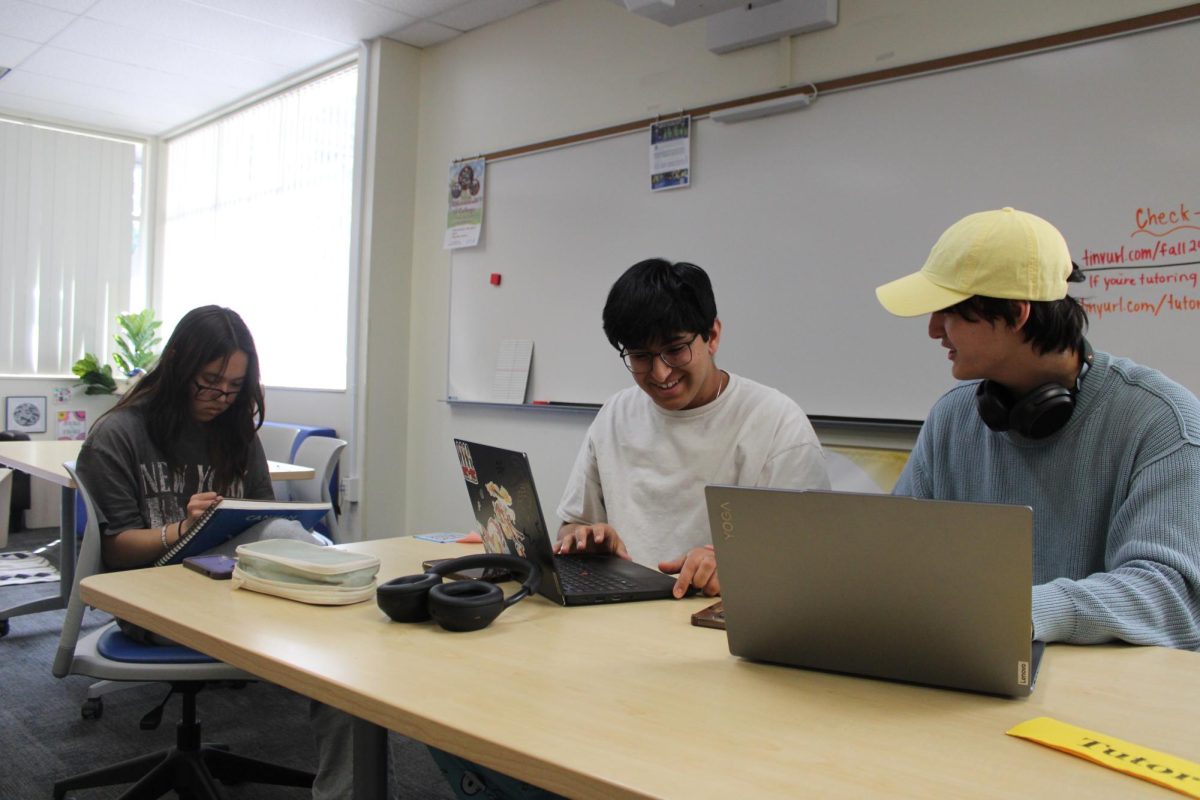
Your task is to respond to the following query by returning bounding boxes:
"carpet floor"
[0,528,456,799]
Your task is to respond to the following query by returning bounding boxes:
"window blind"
[0,119,138,375]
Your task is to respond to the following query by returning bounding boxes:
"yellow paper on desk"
[1007,717,1200,798]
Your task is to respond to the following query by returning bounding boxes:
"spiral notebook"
[154,498,331,566]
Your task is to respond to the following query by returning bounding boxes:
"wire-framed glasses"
[619,333,699,374]
[193,379,241,402]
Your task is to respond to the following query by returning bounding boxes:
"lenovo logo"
[719,501,734,540]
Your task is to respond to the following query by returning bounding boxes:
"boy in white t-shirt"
[431,260,830,798]
[555,258,830,598]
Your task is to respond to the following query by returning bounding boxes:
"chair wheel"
[81,697,103,719]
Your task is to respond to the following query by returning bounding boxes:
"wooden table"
[0,439,315,631]
[80,536,1200,799]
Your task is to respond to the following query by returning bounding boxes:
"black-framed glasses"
[193,380,241,402]
[619,333,699,374]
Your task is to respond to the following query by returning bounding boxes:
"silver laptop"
[705,487,1043,697]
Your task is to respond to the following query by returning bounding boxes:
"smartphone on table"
[183,554,237,580]
[690,600,726,630]
[421,558,511,583]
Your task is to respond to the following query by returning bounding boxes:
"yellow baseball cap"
[875,207,1072,317]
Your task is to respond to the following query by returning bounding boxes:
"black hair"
[602,259,718,351]
[941,260,1089,355]
[112,305,265,493]
[942,294,1089,356]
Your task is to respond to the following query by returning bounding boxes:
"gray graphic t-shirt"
[76,406,273,536]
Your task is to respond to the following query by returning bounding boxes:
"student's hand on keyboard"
[659,547,720,599]
[555,523,630,559]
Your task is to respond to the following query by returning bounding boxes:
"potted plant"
[71,353,117,395]
[112,309,162,378]
[71,309,162,395]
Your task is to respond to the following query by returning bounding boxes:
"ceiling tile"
[0,0,77,42]
[86,0,347,67]
[51,18,287,91]
[365,0,471,17]
[22,0,93,13]
[0,31,41,65]
[0,0,553,134]
[189,0,415,44]
[389,20,459,48]
[0,89,166,131]
[0,70,198,130]
[433,0,543,32]
[21,46,239,107]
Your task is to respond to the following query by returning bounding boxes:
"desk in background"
[81,536,1199,799]
[0,439,314,633]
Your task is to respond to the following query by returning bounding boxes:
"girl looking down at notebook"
[75,304,354,800]
[77,304,317,573]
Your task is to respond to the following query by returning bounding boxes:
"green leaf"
[113,309,162,375]
[72,353,117,394]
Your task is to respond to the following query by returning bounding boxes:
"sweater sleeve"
[1032,443,1200,649]
[893,420,934,499]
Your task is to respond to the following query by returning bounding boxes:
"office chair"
[258,422,302,501]
[287,436,347,541]
[52,462,314,799]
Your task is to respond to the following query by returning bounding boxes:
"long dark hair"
[114,305,265,493]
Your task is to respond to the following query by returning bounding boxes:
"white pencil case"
[231,539,380,605]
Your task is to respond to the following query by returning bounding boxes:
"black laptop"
[454,439,677,605]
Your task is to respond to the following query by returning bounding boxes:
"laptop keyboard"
[553,556,638,593]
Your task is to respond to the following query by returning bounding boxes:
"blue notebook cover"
[155,498,331,566]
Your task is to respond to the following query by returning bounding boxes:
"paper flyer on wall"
[649,117,690,192]
[57,410,87,440]
[444,158,486,249]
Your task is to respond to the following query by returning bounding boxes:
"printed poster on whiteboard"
[444,158,486,249]
[649,117,690,192]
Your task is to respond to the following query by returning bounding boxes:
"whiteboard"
[449,22,1200,421]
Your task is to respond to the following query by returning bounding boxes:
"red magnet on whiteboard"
[490,273,502,286]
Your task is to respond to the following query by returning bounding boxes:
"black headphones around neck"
[975,340,1094,439]
[376,554,540,632]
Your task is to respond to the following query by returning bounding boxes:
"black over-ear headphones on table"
[376,554,540,632]
[975,340,1094,439]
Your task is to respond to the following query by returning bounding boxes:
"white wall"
[0,375,118,525]
[354,38,422,541]
[364,0,1187,540]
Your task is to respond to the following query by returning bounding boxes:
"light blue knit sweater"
[895,351,1200,650]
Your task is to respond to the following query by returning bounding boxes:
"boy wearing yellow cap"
[876,207,1200,650]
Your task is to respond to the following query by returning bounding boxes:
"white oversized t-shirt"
[556,373,830,567]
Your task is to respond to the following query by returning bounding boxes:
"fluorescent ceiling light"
[710,92,814,123]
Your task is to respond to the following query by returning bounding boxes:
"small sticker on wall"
[57,410,87,440]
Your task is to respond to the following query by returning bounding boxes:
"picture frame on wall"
[5,395,48,434]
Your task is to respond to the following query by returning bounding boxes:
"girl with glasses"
[76,304,354,799]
